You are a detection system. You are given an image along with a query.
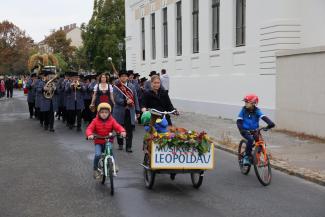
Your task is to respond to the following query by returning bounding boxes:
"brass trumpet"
[71,80,81,90]
[43,74,58,99]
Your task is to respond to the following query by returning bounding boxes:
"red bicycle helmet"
[243,94,259,105]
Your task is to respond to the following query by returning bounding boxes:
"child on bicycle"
[86,102,126,179]
[237,94,275,166]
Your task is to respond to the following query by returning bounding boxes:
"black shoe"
[126,148,133,153]
[44,125,49,131]
[118,146,123,150]
[69,125,73,130]
[29,116,33,119]
[49,128,55,132]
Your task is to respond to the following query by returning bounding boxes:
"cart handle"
[149,109,177,116]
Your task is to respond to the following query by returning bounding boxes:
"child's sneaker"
[243,155,251,166]
[93,170,101,180]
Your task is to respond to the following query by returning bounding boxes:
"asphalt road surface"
[0,92,324,217]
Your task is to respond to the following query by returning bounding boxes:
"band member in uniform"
[62,72,70,124]
[35,71,45,126]
[83,74,97,124]
[37,68,58,132]
[56,74,65,121]
[26,72,37,119]
[112,70,140,152]
[65,71,86,131]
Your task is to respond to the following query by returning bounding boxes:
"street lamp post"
[118,42,124,70]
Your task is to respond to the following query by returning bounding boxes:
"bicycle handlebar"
[247,127,269,134]
[86,133,124,140]
[149,109,177,116]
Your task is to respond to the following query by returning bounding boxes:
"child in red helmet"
[236,94,275,166]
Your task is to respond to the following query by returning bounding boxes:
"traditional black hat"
[134,73,140,78]
[30,72,37,78]
[69,71,79,77]
[119,70,129,77]
[140,77,148,83]
[127,70,134,76]
[42,68,55,76]
[149,71,157,77]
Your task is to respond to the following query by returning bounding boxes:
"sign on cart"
[151,143,214,170]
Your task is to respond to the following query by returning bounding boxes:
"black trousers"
[39,110,44,125]
[67,107,82,128]
[6,88,13,98]
[117,109,133,150]
[62,107,67,122]
[83,99,92,122]
[43,111,54,129]
[35,107,40,119]
[43,103,54,129]
[28,102,35,118]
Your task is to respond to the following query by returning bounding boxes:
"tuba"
[43,74,58,99]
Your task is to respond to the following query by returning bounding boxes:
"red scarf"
[116,81,135,107]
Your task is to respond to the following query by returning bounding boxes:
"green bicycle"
[87,133,123,195]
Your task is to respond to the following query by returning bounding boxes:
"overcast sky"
[0,0,93,42]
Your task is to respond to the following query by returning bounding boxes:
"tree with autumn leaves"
[0,21,36,75]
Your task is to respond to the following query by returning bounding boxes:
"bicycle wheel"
[191,171,204,189]
[238,140,251,175]
[108,158,114,195]
[253,146,272,186]
[143,154,156,189]
[98,157,106,185]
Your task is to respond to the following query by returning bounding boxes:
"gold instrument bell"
[42,66,57,99]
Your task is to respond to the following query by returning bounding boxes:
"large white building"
[125,0,325,119]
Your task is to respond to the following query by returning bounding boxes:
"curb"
[213,142,325,186]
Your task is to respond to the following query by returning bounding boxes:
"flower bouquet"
[144,127,214,155]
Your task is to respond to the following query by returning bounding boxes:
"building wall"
[66,28,83,48]
[276,46,325,138]
[125,0,325,119]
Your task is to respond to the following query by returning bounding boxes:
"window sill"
[162,58,168,63]
[191,53,200,60]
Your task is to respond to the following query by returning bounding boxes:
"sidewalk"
[173,111,325,186]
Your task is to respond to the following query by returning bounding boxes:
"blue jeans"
[93,143,113,170]
[240,131,258,156]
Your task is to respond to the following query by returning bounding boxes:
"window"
[192,0,199,53]
[236,0,246,46]
[141,17,145,60]
[212,0,220,50]
[151,13,156,60]
[163,7,168,58]
[176,1,182,56]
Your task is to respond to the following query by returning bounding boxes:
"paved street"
[0,92,325,217]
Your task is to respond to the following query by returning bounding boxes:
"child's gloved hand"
[120,132,127,138]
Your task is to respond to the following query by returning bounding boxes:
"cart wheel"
[143,154,156,189]
[170,173,176,181]
[191,171,204,189]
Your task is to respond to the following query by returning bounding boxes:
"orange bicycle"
[238,127,272,186]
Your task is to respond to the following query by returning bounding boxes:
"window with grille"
[176,1,182,56]
[192,0,199,53]
[236,0,246,46]
[141,17,145,60]
[151,13,156,60]
[212,0,220,50]
[163,7,168,58]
